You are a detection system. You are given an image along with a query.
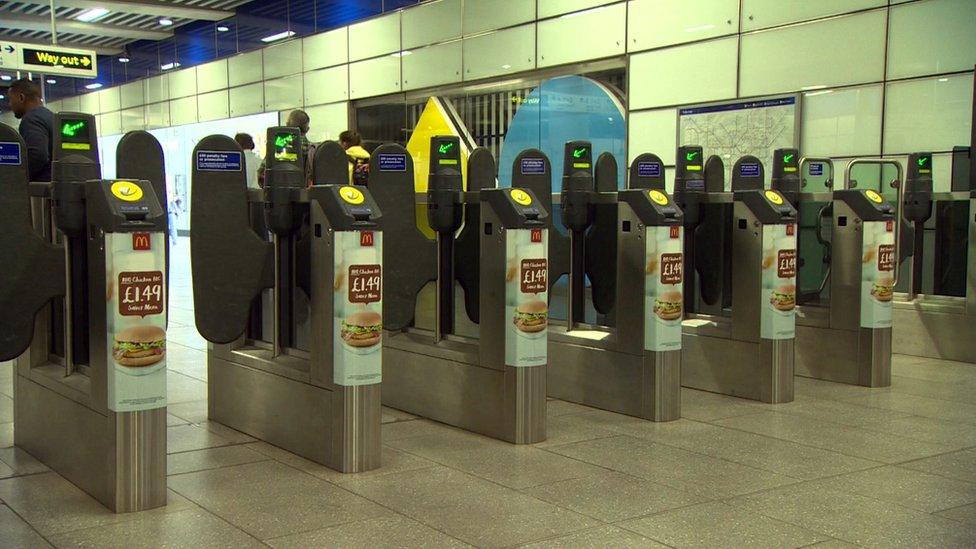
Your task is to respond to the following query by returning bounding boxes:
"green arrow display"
[61,121,85,137]
[784,153,794,164]
[274,133,294,148]
[572,147,587,158]
[917,156,928,167]
[438,142,455,154]
[685,151,700,162]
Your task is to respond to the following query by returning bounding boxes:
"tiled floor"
[1,238,975,548]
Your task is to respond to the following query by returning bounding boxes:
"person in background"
[235,132,262,189]
[259,109,315,186]
[340,130,370,185]
[7,78,54,182]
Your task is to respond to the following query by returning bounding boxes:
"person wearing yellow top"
[340,130,370,185]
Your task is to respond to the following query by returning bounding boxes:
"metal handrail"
[844,158,906,289]
[798,157,835,189]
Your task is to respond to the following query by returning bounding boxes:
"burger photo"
[653,290,683,321]
[871,277,894,302]
[770,284,796,311]
[341,311,383,348]
[513,300,548,333]
[113,325,166,367]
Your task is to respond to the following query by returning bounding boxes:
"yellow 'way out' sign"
[0,41,97,79]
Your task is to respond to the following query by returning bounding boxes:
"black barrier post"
[560,141,595,325]
[454,147,496,324]
[904,152,934,295]
[585,152,618,319]
[674,146,704,313]
[426,136,464,340]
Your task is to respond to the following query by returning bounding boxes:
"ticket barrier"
[676,149,797,403]
[0,114,168,511]
[892,152,976,363]
[524,143,684,421]
[373,136,549,443]
[781,152,904,386]
[190,128,382,472]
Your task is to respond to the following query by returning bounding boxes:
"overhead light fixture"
[46,79,56,84]
[938,77,949,82]
[118,56,130,63]
[216,25,230,32]
[0,74,11,81]
[390,50,412,57]
[801,84,827,91]
[159,18,173,26]
[261,30,295,42]
[76,7,109,22]
[501,64,512,69]
[85,82,103,90]
[0,94,5,100]
[160,62,181,70]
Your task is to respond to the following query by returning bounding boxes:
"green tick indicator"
[438,142,455,155]
[61,121,85,138]
[274,134,294,148]
[572,147,587,159]
[685,151,700,162]
[784,153,794,164]
[917,156,928,167]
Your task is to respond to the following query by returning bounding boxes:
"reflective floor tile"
[857,414,976,447]
[167,370,208,404]
[731,481,976,547]
[531,411,620,448]
[167,445,270,476]
[0,446,48,476]
[166,342,208,382]
[899,448,976,483]
[812,465,976,513]
[167,460,390,540]
[794,376,885,402]
[0,472,192,536]
[166,413,190,426]
[520,525,667,548]
[167,399,209,424]
[0,460,14,478]
[381,406,417,424]
[546,399,598,418]
[936,503,976,525]
[386,424,606,490]
[166,324,209,351]
[197,421,256,444]
[247,440,438,485]
[343,466,599,548]
[892,357,976,385]
[546,435,799,499]
[606,419,881,480]
[618,501,827,548]
[713,410,954,463]
[266,515,470,548]
[890,374,976,405]
[46,508,264,549]
[843,391,976,426]
[381,418,460,442]
[167,423,236,454]
[0,504,50,548]
[769,394,914,428]
[679,388,767,422]
[524,470,705,522]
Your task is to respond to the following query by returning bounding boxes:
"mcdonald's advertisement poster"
[506,228,549,367]
[860,220,895,328]
[644,225,683,351]
[333,230,383,386]
[760,223,797,340]
[105,231,167,412]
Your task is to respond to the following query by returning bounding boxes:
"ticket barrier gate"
[524,143,684,421]
[781,152,903,386]
[190,128,382,472]
[676,150,797,403]
[891,152,976,363]
[0,114,168,511]
[373,136,549,443]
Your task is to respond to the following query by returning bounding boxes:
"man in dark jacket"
[8,78,54,182]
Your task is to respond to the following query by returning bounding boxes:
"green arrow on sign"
[274,134,294,148]
[572,147,586,158]
[61,121,84,137]
[784,153,794,164]
[917,156,928,167]
[685,151,700,162]
[438,142,454,154]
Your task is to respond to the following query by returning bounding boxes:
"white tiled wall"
[66,0,973,178]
